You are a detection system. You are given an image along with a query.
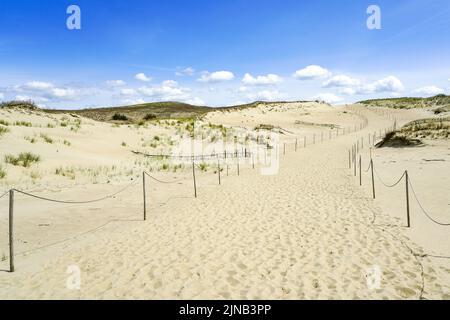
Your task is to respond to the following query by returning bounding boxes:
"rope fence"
[1,107,371,273]
[349,139,450,229]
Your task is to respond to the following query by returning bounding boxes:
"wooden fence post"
[405,171,410,228]
[370,159,375,199]
[192,162,197,198]
[217,157,221,185]
[143,172,147,221]
[9,189,14,273]
[359,155,362,186]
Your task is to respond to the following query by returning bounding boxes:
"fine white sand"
[0,102,449,299]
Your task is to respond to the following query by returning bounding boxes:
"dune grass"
[4,152,41,167]
[0,166,6,179]
[0,126,9,137]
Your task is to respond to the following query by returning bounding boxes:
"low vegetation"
[0,100,39,110]
[112,113,129,121]
[40,133,54,144]
[4,152,41,167]
[360,94,450,111]
[14,121,33,127]
[377,117,449,147]
[55,167,76,180]
[0,166,6,179]
[0,126,9,137]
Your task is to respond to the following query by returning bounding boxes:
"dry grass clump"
[0,126,9,137]
[5,152,41,167]
[14,121,33,127]
[0,166,6,179]
[40,133,54,144]
[401,117,450,139]
[55,167,76,180]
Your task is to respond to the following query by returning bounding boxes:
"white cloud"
[327,75,405,96]
[246,90,281,101]
[137,80,192,101]
[135,73,152,82]
[360,76,404,94]
[12,81,79,101]
[198,71,234,83]
[293,65,331,80]
[312,93,343,104]
[323,75,360,88]
[337,87,357,95]
[242,73,282,86]
[0,93,4,100]
[186,97,205,105]
[22,81,54,90]
[106,80,126,87]
[413,86,445,96]
[122,98,146,105]
[120,88,137,96]
[176,67,195,77]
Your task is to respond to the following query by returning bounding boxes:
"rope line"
[144,172,185,184]
[408,178,450,226]
[373,166,406,188]
[13,179,139,204]
[364,161,371,173]
[0,190,9,200]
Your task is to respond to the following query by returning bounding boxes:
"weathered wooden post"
[9,189,14,272]
[405,171,410,228]
[217,156,221,185]
[370,159,375,199]
[192,162,197,198]
[143,172,147,221]
[237,157,240,176]
[349,150,351,169]
[304,136,306,148]
[359,155,362,186]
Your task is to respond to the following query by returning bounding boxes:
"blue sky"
[1,0,450,109]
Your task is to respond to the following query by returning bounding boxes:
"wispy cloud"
[198,71,234,83]
[242,73,282,86]
[293,65,331,80]
[135,73,152,82]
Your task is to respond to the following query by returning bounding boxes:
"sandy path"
[0,106,447,299]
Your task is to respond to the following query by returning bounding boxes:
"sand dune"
[0,102,449,299]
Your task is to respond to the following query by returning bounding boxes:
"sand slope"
[0,104,449,299]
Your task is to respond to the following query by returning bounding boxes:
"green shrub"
[144,113,157,121]
[0,119,10,126]
[112,113,128,121]
[5,152,41,167]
